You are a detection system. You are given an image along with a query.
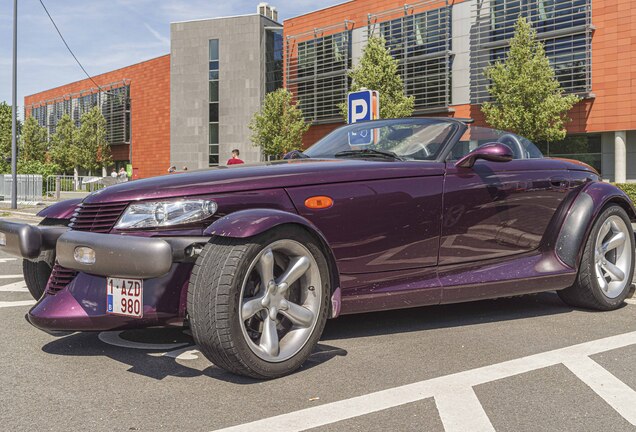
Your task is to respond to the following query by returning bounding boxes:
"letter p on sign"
[347,90,380,124]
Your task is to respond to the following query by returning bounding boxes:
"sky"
[0,0,345,113]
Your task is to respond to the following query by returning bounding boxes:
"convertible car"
[2,118,634,379]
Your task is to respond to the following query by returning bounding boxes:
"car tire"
[22,218,66,300]
[188,225,331,379]
[558,204,635,310]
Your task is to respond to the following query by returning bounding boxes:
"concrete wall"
[171,15,280,169]
[601,131,636,183]
[451,0,473,106]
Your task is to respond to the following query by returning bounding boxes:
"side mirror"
[455,143,514,168]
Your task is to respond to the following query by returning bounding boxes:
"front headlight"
[115,199,218,229]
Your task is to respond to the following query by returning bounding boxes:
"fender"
[204,208,342,317]
[37,198,83,220]
[556,181,636,268]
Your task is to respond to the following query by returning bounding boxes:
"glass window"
[209,39,220,167]
[209,81,219,102]
[209,123,219,144]
[379,6,452,112]
[290,32,351,122]
[209,39,219,61]
[209,103,219,123]
[538,134,601,173]
[265,29,283,94]
[27,84,130,146]
[473,0,592,103]
[450,126,543,160]
[305,119,457,161]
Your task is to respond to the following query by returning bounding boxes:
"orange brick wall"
[287,0,636,146]
[24,55,170,179]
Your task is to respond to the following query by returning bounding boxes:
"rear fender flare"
[556,182,636,269]
[204,209,342,317]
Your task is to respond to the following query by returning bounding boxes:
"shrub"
[614,183,636,204]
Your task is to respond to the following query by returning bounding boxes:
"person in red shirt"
[227,149,244,165]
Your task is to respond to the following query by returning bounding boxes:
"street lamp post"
[11,0,18,209]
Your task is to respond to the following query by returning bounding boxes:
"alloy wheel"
[594,215,632,299]
[239,239,322,362]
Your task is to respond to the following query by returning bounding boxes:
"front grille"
[46,264,78,295]
[69,202,129,233]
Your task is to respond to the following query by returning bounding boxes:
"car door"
[439,132,572,267]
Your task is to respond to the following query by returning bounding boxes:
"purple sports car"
[2,118,634,379]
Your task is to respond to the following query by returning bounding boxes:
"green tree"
[20,116,48,163]
[0,102,14,173]
[49,114,78,174]
[340,36,414,120]
[249,88,309,158]
[482,17,579,143]
[77,106,111,173]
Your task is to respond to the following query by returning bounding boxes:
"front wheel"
[187,226,331,379]
[558,204,634,310]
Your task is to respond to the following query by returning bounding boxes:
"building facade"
[170,12,282,169]
[23,1,636,181]
[24,55,170,179]
[284,0,636,182]
[24,7,282,178]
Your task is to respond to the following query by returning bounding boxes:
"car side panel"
[440,159,578,266]
[285,170,444,274]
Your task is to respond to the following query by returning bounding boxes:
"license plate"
[106,278,143,318]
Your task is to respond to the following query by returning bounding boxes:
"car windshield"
[304,119,458,161]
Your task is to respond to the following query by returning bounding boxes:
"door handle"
[549,177,569,190]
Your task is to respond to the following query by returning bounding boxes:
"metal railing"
[44,175,116,200]
[0,174,43,203]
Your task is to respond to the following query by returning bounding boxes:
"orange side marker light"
[304,196,334,210]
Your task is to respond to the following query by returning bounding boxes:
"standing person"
[110,168,117,178]
[227,149,244,165]
[118,167,129,182]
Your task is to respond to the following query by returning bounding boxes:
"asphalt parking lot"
[2,217,636,432]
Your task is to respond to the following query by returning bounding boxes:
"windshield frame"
[304,118,467,163]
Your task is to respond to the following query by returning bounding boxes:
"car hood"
[84,159,445,204]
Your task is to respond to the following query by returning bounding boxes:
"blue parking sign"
[347,90,380,146]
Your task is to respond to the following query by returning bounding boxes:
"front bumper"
[0,220,66,259]
[0,219,209,332]
[0,219,206,277]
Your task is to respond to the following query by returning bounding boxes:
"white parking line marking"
[161,346,200,360]
[0,258,17,263]
[0,274,24,279]
[435,387,495,432]
[0,281,28,292]
[213,331,636,432]
[564,356,636,425]
[0,300,35,308]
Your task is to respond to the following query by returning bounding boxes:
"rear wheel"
[22,218,67,300]
[558,205,634,310]
[188,226,330,379]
